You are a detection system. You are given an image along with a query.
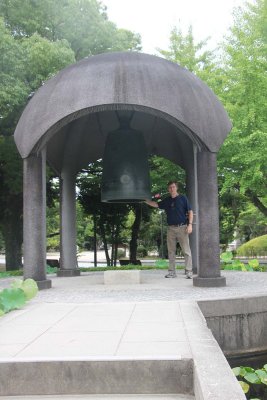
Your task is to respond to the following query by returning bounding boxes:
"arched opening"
[41,108,200,276]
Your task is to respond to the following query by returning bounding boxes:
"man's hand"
[186,224,193,234]
[145,200,159,208]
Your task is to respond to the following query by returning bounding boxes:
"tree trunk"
[93,213,97,267]
[110,222,115,266]
[114,224,120,267]
[2,211,23,271]
[99,216,110,266]
[129,204,142,264]
[245,189,267,217]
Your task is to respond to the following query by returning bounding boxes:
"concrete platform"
[0,269,265,304]
[0,270,255,399]
[0,299,245,399]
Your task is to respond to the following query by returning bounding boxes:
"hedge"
[237,235,267,257]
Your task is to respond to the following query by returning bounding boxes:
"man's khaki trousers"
[167,225,192,275]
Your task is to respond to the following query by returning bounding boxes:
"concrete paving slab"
[16,330,123,358]
[0,302,191,360]
[0,324,52,345]
[70,303,135,316]
[49,315,130,332]
[122,321,187,343]
[0,344,27,357]
[0,303,76,326]
[116,341,191,358]
[131,302,182,322]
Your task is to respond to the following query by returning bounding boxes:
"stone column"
[186,144,199,274]
[58,170,80,276]
[193,151,226,287]
[23,150,51,289]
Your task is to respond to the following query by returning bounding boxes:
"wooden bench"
[46,259,60,268]
[119,259,142,266]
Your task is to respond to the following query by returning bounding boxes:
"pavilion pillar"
[193,151,226,287]
[58,170,80,276]
[186,144,199,274]
[23,149,51,289]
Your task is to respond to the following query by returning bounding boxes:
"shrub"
[237,235,267,257]
[116,249,126,259]
[137,245,148,257]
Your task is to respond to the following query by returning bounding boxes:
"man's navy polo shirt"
[158,194,192,225]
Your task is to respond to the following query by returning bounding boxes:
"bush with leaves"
[237,236,267,257]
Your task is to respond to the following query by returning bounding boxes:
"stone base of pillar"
[57,269,81,277]
[36,279,52,290]
[193,276,226,287]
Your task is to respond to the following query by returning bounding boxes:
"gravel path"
[1,270,266,303]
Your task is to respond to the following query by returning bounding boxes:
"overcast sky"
[104,0,249,54]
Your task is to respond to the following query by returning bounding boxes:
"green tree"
[0,0,141,59]
[159,10,267,247]
[0,19,75,269]
[237,202,267,243]
[157,25,215,82]
[78,161,130,266]
[0,0,141,269]
[218,0,267,218]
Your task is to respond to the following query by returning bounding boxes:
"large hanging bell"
[101,117,151,203]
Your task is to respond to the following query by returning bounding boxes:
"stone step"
[0,395,195,400]
[0,358,193,397]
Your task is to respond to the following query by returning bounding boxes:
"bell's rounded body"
[101,127,151,203]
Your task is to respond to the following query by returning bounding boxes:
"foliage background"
[0,0,266,268]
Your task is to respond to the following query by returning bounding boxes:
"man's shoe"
[186,271,193,279]
[165,273,177,278]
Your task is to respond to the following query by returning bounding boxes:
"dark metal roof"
[14,52,232,160]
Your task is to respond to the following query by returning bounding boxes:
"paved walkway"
[0,300,193,360]
[1,270,267,303]
[0,270,248,399]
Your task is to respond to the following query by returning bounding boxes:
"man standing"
[145,181,193,279]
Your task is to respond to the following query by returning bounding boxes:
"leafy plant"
[0,288,26,312]
[11,279,38,300]
[46,265,58,274]
[0,270,23,277]
[155,259,169,268]
[0,278,38,317]
[233,364,267,399]
[220,251,233,264]
[220,251,263,272]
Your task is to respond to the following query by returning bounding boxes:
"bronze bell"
[101,115,151,202]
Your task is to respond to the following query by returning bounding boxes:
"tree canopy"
[0,0,142,269]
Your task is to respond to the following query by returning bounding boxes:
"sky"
[103,0,249,54]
